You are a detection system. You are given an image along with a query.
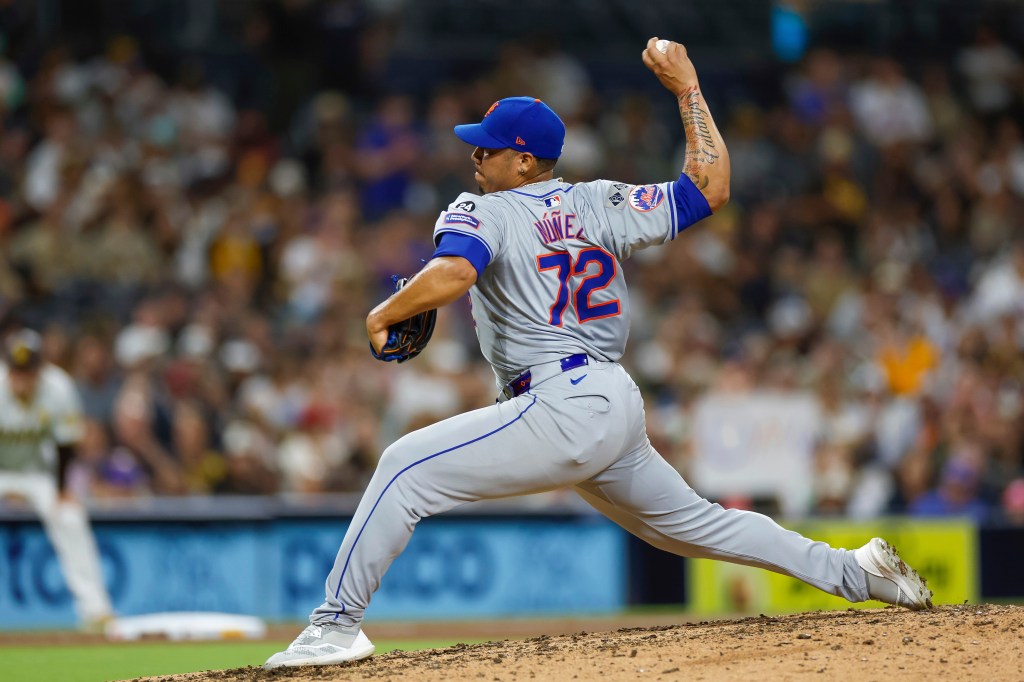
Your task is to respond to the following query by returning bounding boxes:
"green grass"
[0,639,467,682]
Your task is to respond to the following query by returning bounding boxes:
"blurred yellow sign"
[689,519,976,614]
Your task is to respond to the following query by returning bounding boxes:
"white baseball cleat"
[264,623,375,669]
[855,537,933,610]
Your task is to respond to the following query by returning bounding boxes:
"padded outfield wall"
[0,497,626,629]
[0,497,1010,630]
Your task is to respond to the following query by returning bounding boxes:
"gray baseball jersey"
[432,178,685,385]
[310,175,871,631]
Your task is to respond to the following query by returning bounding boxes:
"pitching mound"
[147,604,1022,682]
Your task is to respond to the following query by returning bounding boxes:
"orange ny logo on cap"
[485,101,500,117]
[516,136,526,145]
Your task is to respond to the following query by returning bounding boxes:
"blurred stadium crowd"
[0,2,1022,523]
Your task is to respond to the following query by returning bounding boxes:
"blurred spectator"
[221,418,279,495]
[68,419,149,499]
[24,106,79,211]
[971,237,1024,322]
[787,49,848,127]
[530,42,590,120]
[277,403,354,494]
[956,26,1022,116]
[173,400,227,494]
[1003,479,1024,525]
[909,446,992,523]
[87,174,164,289]
[354,95,420,220]
[849,58,933,147]
[112,319,182,494]
[73,332,121,424]
[920,64,967,140]
[876,322,939,397]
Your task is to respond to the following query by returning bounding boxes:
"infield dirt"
[139,603,1023,682]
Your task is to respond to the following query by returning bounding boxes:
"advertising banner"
[276,518,625,620]
[0,515,625,628]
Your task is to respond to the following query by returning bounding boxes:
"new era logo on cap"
[453,97,566,159]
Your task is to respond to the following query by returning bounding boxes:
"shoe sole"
[264,642,375,669]
[865,539,933,610]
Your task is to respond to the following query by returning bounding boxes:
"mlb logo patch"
[444,213,480,228]
[628,184,664,212]
[543,195,562,209]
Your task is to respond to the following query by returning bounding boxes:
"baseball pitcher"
[0,330,113,630]
[267,38,931,668]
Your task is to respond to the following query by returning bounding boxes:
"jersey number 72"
[536,247,621,326]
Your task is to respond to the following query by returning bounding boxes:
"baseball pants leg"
[575,442,869,602]
[312,362,630,628]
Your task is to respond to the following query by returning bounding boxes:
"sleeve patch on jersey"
[454,200,476,212]
[606,191,625,208]
[443,212,481,228]
[612,182,629,190]
[628,184,665,212]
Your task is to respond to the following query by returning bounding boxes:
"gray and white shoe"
[855,537,934,610]
[264,623,375,669]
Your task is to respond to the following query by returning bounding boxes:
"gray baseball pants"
[311,359,869,627]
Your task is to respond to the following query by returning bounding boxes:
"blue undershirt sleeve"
[432,232,492,276]
[672,172,713,235]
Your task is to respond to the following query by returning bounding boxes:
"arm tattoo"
[678,86,718,189]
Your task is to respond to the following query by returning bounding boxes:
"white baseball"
[655,39,671,54]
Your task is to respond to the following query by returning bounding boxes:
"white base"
[104,612,267,641]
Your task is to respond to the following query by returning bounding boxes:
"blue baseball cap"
[454,97,565,159]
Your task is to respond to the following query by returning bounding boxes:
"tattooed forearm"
[678,86,719,189]
[684,168,710,190]
[679,88,718,154]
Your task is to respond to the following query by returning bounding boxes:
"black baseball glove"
[370,277,437,364]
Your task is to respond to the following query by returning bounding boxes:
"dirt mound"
[143,604,1024,682]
